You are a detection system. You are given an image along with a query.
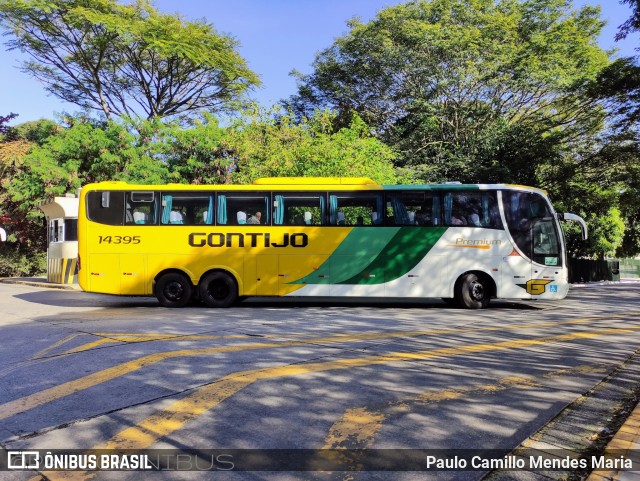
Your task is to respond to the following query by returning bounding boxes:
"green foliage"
[6,118,174,214]
[617,0,640,41]
[0,0,259,121]
[562,208,625,261]
[0,112,17,134]
[2,118,61,144]
[225,108,398,184]
[589,57,640,131]
[0,244,46,277]
[289,0,609,184]
[162,114,231,184]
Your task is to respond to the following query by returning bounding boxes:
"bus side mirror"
[559,212,588,241]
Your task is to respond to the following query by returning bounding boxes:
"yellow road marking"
[323,407,386,449]
[30,334,81,360]
[322,364,608,458]
[77,326,640,450]
[2,313,637,422]
[319,407,386,479]
[31,328,636,481]
[62,334,262,354]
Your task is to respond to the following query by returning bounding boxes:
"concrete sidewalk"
[0,277,81,290]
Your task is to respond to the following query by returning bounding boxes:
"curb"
[483,349,640,481]
[0,277,81,291]
[586,402,640,481]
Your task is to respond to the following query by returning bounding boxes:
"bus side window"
[221,192,270,226]
[160,193,214,225]
[443,192,501,229]
[86,191,125,226]
[385,191,438,226]
[274,192,326,226]
[126,192,157,225]
[329,192,383,226]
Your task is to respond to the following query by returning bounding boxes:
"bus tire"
[455,273,490,309]
[199,271,238,308]
[156,272,193,308]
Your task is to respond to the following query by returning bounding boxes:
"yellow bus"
[77,177,587,309]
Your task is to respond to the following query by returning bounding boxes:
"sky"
[0,0,637,125]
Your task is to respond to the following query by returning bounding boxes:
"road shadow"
[12,289,541,311]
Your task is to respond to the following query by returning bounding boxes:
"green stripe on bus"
[382,184,481,191]
[291,227,400,285]
[339,227,448,285]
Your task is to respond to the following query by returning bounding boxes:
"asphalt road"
[1,282,640,481]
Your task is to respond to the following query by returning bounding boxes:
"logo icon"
[517,279,552,295]
[8,451,40,469]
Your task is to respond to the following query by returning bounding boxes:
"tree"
[0,0,260,121]
[161,114,232,185]
[0,112,17,134]
[0,118,56,276]
[616,0,640,42]
[224,108,399,185]
[288,0,610,183]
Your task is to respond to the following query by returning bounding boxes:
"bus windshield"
[502,191,562,266]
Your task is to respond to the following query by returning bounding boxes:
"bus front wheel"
[156,272,193,308]
[455,273,490,309]
[199,271,238,308]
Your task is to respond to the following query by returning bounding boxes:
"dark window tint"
[217,192,270,225]
[125,191,158,225]
[273,192,325,225]
[160,193,214,225]
[49,219,62,243]
[329,192,383,226]
[385,191,441,226]
[65,219,78,241]
[503,191,561,265]
[443,191,502,229]
[532,219,561,266]
[86,191,125,226]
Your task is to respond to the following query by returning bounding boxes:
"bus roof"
[81,179,547,195]
[253,177,378,185]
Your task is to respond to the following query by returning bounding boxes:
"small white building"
[39,195,79,284]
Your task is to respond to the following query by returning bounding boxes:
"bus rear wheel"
[455,273,490,309]
[199,271,238,308]
[156,272,193,308]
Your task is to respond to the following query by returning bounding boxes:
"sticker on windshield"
[545,257,558,266]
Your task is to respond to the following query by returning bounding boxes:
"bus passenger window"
[86,191,125,225]
[329,192,383,226]
[219,192,270,225]
[385,191,439,226]
[160,193,214,225]
[126,192,157,225]
[273,192,326,226]
[443,192,501,229]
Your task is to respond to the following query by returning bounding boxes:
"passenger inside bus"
[247,212,261,224]
[133,210,147,224]
[169,210,184,224]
